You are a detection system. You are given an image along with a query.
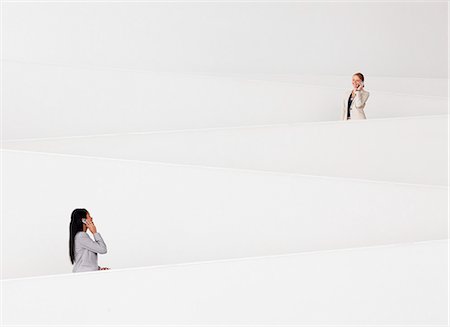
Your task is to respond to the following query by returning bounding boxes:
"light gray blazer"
[72,231,107,273]
[342,89,370,120]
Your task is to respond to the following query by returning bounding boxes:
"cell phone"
[359,81,364,88]
[81,218,87,224]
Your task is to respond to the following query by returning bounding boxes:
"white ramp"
[2,150,447,279]
[3,115,448,185]
[3,239,448,325]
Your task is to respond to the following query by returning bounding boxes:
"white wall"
[2,2,448,139]
[3,240,448,325]
[2,150,447,279]
[3,61,448,140]
[1,2,448,322]
[3,115,448,186]
[3,2,447,77]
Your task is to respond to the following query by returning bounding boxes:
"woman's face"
[352,75,362,89]
[85,212,93,223]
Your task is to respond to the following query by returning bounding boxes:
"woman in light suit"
[342,72,370,120]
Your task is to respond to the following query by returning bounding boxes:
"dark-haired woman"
[342,72,370,120]
[69,208,110,273]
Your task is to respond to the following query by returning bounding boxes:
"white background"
[3,2,447,77]
[2,2,448,139]
[2,149,447,279]
[1,1,448,325]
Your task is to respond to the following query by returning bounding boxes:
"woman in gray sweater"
[69,208,110,273]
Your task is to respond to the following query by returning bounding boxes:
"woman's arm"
[78,232,107,254]
[353,91,370,109]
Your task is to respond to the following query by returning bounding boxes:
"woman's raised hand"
[86,220,97,234]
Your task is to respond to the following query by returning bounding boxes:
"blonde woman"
[342,73,370,120]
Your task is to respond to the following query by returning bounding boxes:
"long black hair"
[69,208,88,264]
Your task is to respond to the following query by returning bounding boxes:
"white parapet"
[3,115,448,186]
[2,239,448,325]
[3,60,448,139]
[1,150,447,279]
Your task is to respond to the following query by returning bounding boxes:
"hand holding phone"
[86,220,97,234]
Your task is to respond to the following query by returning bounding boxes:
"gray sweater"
[72,231,108,273]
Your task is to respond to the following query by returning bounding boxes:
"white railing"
[3,115,448,185]
[3,239,448,325]
[4,61,448,140]
[2,149,447,279]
